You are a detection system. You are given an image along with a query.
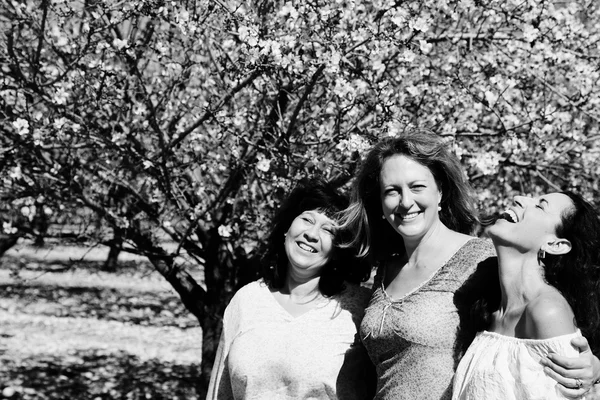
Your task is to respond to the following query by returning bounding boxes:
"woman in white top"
[207,177,374,400]
[453,191,600,399]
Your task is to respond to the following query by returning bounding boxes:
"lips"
[500,209,519,223]
[397,211,421,221]
[297,242,317,253]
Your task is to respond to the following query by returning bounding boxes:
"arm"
[526,294,600,398]
[541,336,600,399]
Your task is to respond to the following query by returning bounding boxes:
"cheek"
[381,196,396,212]
[320,238,335,259]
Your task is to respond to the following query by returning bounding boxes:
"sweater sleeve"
[206,286,246,400]
[206,330,234,400]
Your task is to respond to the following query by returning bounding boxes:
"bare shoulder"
[525,290,577,339]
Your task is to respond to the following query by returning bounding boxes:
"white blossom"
[419,40,433,54]
[336,134,371,157]
[3,222,17,235]
[400,49,417,63]
[53,117,68,130]
[256,158,271,172]
[390,8,409,27]
[218,224,233,238]
[9,165,23,180]
[410,17,431,32]
[143,160,154,170]
[53,86,69,105]
[470,151,502,175]
[484,90,498,106]
[522,24,540,42]
[112,38,128,50]
[502,137,529,155]
[13,118,29,136]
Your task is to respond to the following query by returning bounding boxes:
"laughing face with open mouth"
[284,209,336,280]
[487,193,574,254]
[379,154,443,243]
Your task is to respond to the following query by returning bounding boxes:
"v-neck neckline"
[381,237,476,303]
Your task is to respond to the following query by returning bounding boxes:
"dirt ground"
[0,240,205,399]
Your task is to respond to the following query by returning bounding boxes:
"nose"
[399,190,413,209]
[303,225,320,242]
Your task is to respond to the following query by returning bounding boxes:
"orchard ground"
[0,239,205,399]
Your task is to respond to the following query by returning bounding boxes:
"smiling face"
[488,192,575,253]
[379,154,443,242]
[284,209,336,280]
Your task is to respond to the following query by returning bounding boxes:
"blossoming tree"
[2,0,599,387]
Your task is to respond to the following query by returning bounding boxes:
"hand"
[541,336,600,399]
[585,384,600,400]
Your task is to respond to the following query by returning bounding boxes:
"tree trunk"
[0,235,19,258]
[103,228,124,271]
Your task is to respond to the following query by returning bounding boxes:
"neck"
[402,221,451,266]
[283,268,323,302]
[494,244,548,313]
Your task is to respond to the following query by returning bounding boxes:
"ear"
[542,238,572,256]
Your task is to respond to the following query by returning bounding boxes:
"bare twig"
[531,72,600,123]
[166,68,262,153]
[283,64,326,140]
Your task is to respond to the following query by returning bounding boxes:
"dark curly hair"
[341,129,479,261]
[543,191,600,354]
[261,176,371,296]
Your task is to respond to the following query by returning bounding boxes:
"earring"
[437,205,442,212]
[538,249,546,259]
[381,215,386,219]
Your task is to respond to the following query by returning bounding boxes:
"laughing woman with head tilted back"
[453,192,600,399]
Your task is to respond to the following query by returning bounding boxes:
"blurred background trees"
[2,0,599,387]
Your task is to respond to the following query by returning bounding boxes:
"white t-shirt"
[452,330,582,400]
[207,280,372,400]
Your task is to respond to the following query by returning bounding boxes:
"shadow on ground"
[1,284,198,328]
[0,349,204,399]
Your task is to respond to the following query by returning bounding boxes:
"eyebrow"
[304,210,336,223]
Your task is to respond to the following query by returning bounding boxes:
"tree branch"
[165,68,262,153]
[283,64,326,141]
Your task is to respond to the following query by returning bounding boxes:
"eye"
[384,188,400,196]
[322,226,335,235]
[411,184,426,191]
[301,216,314,223]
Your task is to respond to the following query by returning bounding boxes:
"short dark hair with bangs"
[261,176,370,296]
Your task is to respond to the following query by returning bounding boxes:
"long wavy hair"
[341,129,478,261]
[542,191,600,354]
[261,176,371,296]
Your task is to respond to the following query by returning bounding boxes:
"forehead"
[542,193,574,214]
[380,155,435,184]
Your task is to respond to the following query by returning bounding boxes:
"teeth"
[502,209,518,223]
[401,212,419,221]
[298,243,317,253]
